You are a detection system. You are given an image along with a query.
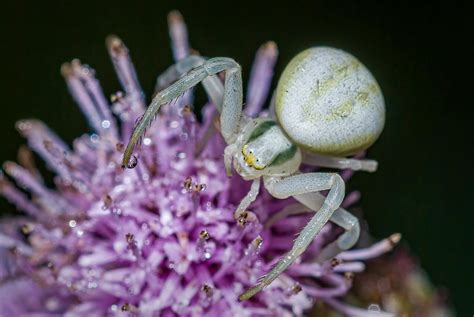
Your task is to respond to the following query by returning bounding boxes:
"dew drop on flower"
[68,220,77,228]
[127,155,138,169]
[112,207,122,215]
[368,304,381,312]
[90,134,99,143]
[80,65,91,75]
[45,297,60,311]
[143,137,152,146]
[16,120,31,131]
[203,249,212,259]
[101,120,111,129]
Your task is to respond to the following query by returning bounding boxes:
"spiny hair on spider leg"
[132,96,187,149]
[133,114,144,128]
[175,89,192,103]
[256,257,285,285]
[293,227,306,241]
[256,275,267,287]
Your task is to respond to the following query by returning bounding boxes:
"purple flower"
[0,11,399,317]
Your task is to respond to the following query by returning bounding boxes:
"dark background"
[0,1,471,315]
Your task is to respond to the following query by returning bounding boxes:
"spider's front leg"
[239,172,348,301]
[155,55,224,108]
[122,57,243,167]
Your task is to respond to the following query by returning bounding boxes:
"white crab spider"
[122,46,385,300]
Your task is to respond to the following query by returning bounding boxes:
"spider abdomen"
[275,47,385,156]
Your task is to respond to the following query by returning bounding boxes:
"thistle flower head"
[0,11,400,316]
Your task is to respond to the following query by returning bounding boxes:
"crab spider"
[122,47,385,300]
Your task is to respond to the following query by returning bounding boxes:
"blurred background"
[0,1,471,315]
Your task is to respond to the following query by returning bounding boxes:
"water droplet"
[90,134,99,143]
[77,230,84,237]
[87,281,98,289]
[168,261,175,269]
[172,302,186,313]
[45,297,60,311]
[110,304,118,312]
[81,65,92,76]
[203,250,212,259]
[68,220,77,228]
[141,222,149,230]
[176,152,186,159]
[101,120,111,129]
[143,137,152,146]
[112,207,122,215]
[368,304,381,312]
[16,120,32,132]
[127,155,138,169]
[170,121,179,128]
